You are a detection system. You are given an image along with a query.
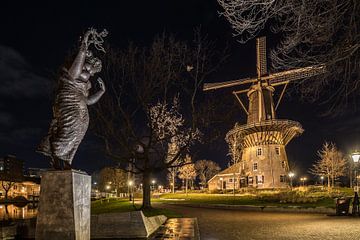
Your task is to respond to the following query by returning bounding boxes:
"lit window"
[253,163,258,171]
[281,161,286,169]
[280,175,286,182]
[256,175,264,184]
[256,148,262,156]
[275,147,280,155]
[248,177,253,184]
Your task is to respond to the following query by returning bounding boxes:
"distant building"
[0,155,40,200]
[27,168,48,178]
[0,154,24,181]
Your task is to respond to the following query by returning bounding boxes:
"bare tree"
[218,0,360,113]
[178,155,197,194]
[166,141,180,194]
[1,181,15,200]
[309,142,347,188]
[98,167,127,195]
[195,160,221,188]
[226,133,242,166]
[92,31,227,209]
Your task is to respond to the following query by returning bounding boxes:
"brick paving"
[161,204,360,240]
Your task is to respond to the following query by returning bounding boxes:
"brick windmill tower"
[205,37,325,189]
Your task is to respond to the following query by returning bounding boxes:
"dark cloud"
[0,111,14,127]
[0,45,52,98]
[0,127,43,145]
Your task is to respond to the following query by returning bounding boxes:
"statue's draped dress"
[38,70,91,164]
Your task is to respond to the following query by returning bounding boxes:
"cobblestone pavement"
[161,204,360,240]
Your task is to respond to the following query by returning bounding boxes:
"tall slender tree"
[178,155,197,194]
[309,142,347,188]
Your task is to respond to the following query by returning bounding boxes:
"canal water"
[0,203,38,220]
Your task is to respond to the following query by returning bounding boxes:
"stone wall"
[242,144,289,188]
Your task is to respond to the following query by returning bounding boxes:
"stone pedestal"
[35,170,91,240]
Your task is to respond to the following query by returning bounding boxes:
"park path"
[159,203,360,240]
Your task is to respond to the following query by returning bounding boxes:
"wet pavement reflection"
[151,218,199,240]
[0,203,38,221]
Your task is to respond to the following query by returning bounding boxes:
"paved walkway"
[151,218,199,240]
[161,204,360,240]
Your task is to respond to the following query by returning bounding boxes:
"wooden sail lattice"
[203,37,326,104]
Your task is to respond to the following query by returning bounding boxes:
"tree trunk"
[172,172,175,194]
[142,171,151,210]
[327,175,331,189]
[185,179,188,195]
[5,189,9,200]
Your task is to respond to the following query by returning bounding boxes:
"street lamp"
[300,177,307,186]
[352,151,360,192]
[288,172,295,189]
[128,180,133,201]
[320,176,324,187]
[151,179,156,191]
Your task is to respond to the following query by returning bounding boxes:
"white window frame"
[281,161,286,169]
[256,148,262,156]
[275,147,280,155]
[280,175,286,183]
[257,175,264,184]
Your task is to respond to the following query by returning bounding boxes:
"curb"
[164,203,336,214]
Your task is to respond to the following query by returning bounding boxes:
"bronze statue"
[38,28,107,169]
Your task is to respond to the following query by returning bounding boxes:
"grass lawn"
[157,192,338,208]
[91,198,182,218]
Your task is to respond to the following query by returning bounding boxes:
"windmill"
[204,37,326,189]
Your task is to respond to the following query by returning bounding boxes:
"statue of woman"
[38,29,107,169]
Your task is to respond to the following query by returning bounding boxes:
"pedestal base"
[35,170,91,240]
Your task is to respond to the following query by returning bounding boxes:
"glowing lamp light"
[151,180,156,184]
[106,185,110,190]
[128,180,133,186]
[288,172,295,178]
[352,151,360,163]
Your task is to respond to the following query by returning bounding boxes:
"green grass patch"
[91,198,182,217]
[158,191,339,208]
[91,198,138,215]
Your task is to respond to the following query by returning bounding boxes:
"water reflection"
[0,203,38,220]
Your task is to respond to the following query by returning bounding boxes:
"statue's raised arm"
[37,28,108,170]
[68,28,108,80]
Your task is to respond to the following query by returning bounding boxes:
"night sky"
[1,1,360,181]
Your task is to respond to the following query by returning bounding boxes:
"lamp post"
[128,180,133,201]
[351,151,360,192]
[288,172,295,189]
[151,179,156,191]
[300,177,307,186]
[320,176,324,188]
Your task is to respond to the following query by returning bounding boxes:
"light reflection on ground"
[151,218,199,240]
[0,203,38,220]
